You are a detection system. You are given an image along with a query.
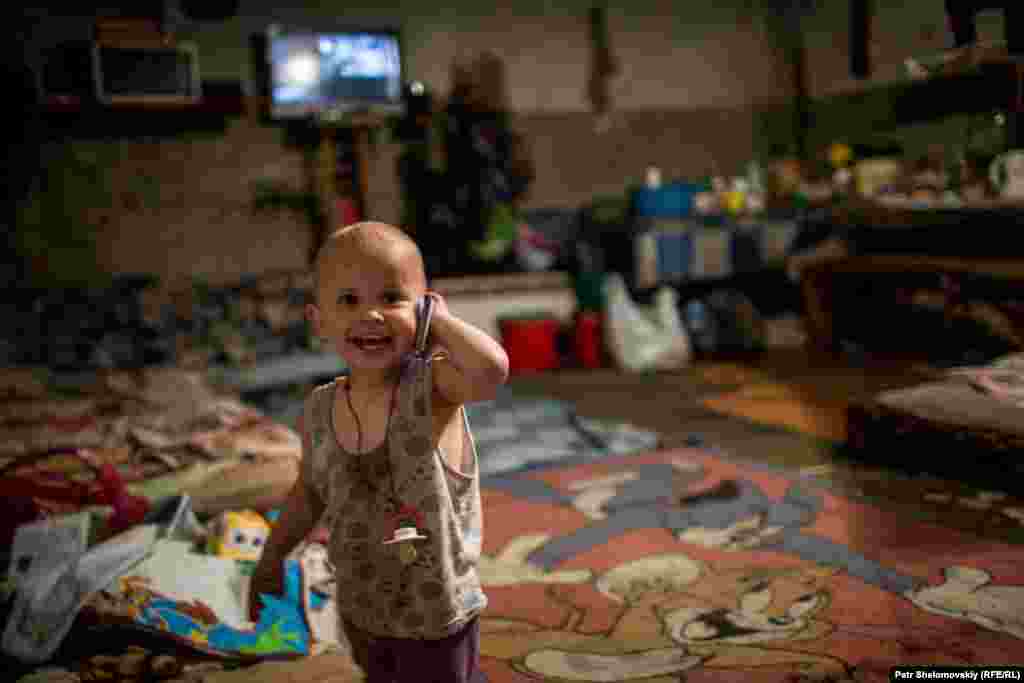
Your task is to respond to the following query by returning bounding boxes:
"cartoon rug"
[475,447,1024,682]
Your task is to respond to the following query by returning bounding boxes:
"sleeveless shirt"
[300,358,488,640]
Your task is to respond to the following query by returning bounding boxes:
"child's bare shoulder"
[300,378,342,450]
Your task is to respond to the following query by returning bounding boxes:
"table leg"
[801,266,838,352]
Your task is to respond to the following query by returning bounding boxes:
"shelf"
[904,43,1020,84]
[891,59,1023,123]
[810,58,1024,147]
[42,97,243,116]
[38,80,246,139]
[829,199,1024,227]
[820,255,1024,280]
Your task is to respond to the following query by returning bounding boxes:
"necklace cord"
[344,379,402,508]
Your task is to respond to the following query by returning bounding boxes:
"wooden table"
[801,254,1024,350]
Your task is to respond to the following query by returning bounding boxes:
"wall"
[798,0,1010,154]
[182,1,790,112]
[800,0,947,99]
[82,124,315,286]
[18,1,795,288]
[800,0,1009,98]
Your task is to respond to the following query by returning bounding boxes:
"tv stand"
[316,106,371,125]
[312,111,389,256]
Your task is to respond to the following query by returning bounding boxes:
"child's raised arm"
[426,291,510,405]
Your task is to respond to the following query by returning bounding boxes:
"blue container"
[634,182,700,218]
[652,231,694,283]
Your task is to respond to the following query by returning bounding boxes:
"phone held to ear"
[413,295,434,357]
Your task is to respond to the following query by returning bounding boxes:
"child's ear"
[305,304,322,337]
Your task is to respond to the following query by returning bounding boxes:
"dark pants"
[343,616,487,683]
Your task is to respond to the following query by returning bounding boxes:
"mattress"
[847,354,1024,480]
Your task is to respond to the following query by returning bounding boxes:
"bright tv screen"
[268,29,404,119]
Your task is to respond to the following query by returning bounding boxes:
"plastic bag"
[603,273,692,372]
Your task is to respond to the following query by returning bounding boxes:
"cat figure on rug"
[487,457,918,596]
[904,565,1024,640]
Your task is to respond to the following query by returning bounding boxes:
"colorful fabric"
[100,548,309,659]
[0,368,301,518]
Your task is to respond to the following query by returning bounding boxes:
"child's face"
[309,245,424,372]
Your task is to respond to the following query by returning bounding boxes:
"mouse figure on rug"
[248,222,508,683]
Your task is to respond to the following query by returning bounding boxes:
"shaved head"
[313,222,426,301]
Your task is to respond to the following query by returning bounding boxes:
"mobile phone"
[413,295,434,356]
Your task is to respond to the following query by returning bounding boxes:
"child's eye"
[383,292,403,304]
[339,293,358,306]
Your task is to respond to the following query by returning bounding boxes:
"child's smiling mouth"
[349,334,394,352]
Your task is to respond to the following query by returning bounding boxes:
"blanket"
[0,367,301,522]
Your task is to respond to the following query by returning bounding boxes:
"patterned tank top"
[300,359,488,640]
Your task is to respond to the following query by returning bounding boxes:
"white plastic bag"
[603,273,692,372]
[3,523,159,663]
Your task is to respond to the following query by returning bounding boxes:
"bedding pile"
[0,366,301,526]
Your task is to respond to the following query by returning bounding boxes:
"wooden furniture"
[798,196,1024,353]
[311,113,388,255]
[802,253,1024,351]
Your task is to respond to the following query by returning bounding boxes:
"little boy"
[249,222,508,682]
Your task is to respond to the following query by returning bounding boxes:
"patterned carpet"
[14,357,1020,682]
[475,446,1024,682]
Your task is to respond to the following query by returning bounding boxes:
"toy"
[114,554,310,659]
[206,510,270,561]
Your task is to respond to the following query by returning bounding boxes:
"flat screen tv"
[266,25,404,120]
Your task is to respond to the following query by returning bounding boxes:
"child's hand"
[248,561,283,623]
[425,290,450,351]
[421,285,509,401]
[425,289,449,317]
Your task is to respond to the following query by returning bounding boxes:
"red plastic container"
[499,316,561,374]
[334,197,361,226]
[574,311,603,368]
